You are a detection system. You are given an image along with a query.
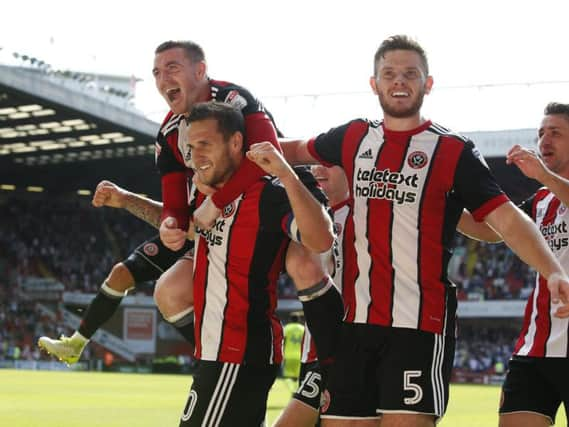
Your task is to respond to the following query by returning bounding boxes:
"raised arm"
[507,144,569,206]
[92,180,163,229]
[247,142,334,253]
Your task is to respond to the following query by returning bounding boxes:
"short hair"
[155,40,205,64]
[373,35,429,76]
[187,101,245,142]
[544,102,569,123]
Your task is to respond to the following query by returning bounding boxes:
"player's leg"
[153,252,195,345]
[286,242,343,375]
[320,324,381,427]
[179,361,278,426]
[499,357,560,427]
[273,362,322,427]
[499,414,551,427]
[38,235,189,363]
[37,260,136,364]
[374,328,455,427]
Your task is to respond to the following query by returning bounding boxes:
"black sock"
[168,309,195,347]
[78,284,124,339]
[297,277,343,365]
[173,320,195,346]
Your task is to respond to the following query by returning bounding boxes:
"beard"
[378,89,426,118]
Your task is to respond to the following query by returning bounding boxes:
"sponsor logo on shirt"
[224,90,248,110]
[196,219,226,246]
[221,202,236,219]
[407,151,428,169]
[355,167,419,204]
[143,243,159,256]
[358,148,373,159]
[177,120,192,168]
[541,221,569,251]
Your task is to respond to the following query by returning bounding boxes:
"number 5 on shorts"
[403,370,423,405]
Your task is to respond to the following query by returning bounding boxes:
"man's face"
[188,118,241,187]
[311,164,349,203]
[538,114,569,175]
[370,49,432,119]
[153,47,205,115]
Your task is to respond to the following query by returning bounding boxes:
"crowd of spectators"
[454,323,520,374]
[0,194,154,293]
[449,234,536,301]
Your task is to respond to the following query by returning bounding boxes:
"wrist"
[121,191,136,209]
[278,166,299,185]
[540,170,556,187]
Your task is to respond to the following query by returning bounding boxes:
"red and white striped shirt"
[192,169,326,365]
[514,188,569,357]
[308,119,508,336]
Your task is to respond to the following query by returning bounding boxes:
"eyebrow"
[539,126,561,133]
[152,60,181,73]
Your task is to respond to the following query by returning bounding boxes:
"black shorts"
[293,361,323,411]
[123,235,193,285]
[321,323,455,421]
[179,360,278,426]
[500,356,569,424]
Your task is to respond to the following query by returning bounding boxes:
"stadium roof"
[0,64,161,196]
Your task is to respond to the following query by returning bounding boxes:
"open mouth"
[197,163,211,171]
[166,88,181,102]
[391,91,409,98]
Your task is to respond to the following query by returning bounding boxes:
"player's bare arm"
[457,210,502,243]
[247,142,334,253]
[92,180,163,228]
[280,138,318,165]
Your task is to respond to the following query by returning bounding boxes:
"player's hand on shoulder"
[160,217,187,251]
[192,174,216,197]
[193,197,220,231]
[92,180,129,209]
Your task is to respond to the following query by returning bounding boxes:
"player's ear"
[230,131,244,154]
[195,61,207,80]
[424,75,433,95]
[369,76,379,95]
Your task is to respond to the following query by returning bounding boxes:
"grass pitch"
[0,369,504,426]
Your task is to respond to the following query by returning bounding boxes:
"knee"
[105,262,135,292]
[154,265,194,315]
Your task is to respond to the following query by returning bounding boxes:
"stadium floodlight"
[26,186,43,192]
